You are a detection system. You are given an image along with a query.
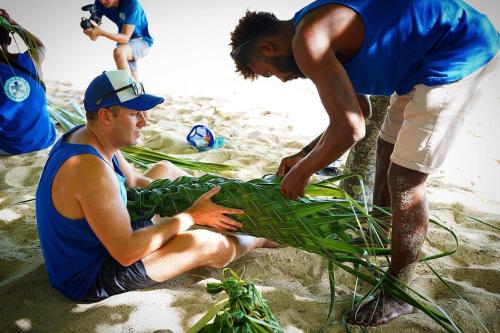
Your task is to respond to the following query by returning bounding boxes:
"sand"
[0,78,499,333]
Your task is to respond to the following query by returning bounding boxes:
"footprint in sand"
[4,166,43,187]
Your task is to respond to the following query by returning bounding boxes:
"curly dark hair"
[230,10,281,80]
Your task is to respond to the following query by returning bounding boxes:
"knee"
[387,164,428,207]
[376,137,393,160]
[155,160,175,171]
[113,46,126,61]
[375,137,393,173]
[192,230,234,268]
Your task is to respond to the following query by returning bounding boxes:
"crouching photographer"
[81,0,153,80]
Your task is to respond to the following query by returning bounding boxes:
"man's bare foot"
[346,294,413,326]
[259,238,282,248]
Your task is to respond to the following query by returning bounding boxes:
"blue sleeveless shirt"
[292,0,499,95]
[35,125,127,300]
[0,52,56,154]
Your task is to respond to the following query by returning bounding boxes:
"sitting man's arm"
[75,156,242,266]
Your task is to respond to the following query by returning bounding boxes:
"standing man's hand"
[280,164,310,200]
[277,151,305,176]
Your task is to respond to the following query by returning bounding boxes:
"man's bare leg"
[113,44,134,75]
[143,161,190,181]
[348,163,428,326]
[373,137,394,207]
[130,70,140,81]
[141,229,273,282]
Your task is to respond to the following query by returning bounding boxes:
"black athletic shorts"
[83,220,157,302]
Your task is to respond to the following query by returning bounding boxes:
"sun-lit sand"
[1,0,500,331]
[0,70,499,332]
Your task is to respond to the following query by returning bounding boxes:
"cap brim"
[120,94,164,111]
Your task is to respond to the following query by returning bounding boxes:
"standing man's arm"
[280,12,366,199]
[277,93,370,176]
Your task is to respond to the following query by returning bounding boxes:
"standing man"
[0,9,56,155]
[83,0,153,80]
[36,70,274,301]
[230,0,499,326]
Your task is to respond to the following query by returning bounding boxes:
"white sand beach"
[0,75,499,332]
[1,0,500,332]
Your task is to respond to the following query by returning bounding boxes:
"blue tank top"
[35,125,127,300]
[0,52,56,154]
[292,0,499,95]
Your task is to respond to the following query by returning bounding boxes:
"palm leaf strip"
[45,99,237,173]
[126,174,475,332]
[0,17,41,67]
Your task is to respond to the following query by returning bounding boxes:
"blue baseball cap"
[84,70,164,112]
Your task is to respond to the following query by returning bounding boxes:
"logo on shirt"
[119,12,126,21]
[3,76,30,102]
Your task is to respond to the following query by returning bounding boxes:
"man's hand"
[280,164,310,200]
[185,186,244,231]
[277,151,305,176]
[83,20,101,41]
[0,9,17,25]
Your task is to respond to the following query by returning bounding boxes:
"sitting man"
[36,70,273,301]
[229,0,498,326]
[83,0,153,80]
[0,9,56,155]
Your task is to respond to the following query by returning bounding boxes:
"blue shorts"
[127,38,150,72]
[83,220,157,302]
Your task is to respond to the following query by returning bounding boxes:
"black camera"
[80,4,101,30]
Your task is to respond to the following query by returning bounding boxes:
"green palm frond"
[126,174,479,332]
[0,16,40,65]
[46,98,237,173]
[189,268,284,333]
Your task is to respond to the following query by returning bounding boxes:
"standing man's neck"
[278,20,294,45]
[112,0,120,8]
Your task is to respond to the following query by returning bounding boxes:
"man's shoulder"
[58,152,114,185]
[122,0,143,10]
[296,3,356,34]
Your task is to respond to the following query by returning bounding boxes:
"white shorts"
[127,38,151,72]
[379,55,499,174]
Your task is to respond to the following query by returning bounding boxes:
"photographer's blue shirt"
[95,0,153,46]
[292,0,499,95]
[0,52,56,155]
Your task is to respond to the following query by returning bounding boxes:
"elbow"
[114,253,136,267]
[110,246,137,267]
[351,121,366,143]
[352,128,365,143]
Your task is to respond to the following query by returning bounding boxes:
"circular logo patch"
[119,12,126,21]
[3,76,30,102]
